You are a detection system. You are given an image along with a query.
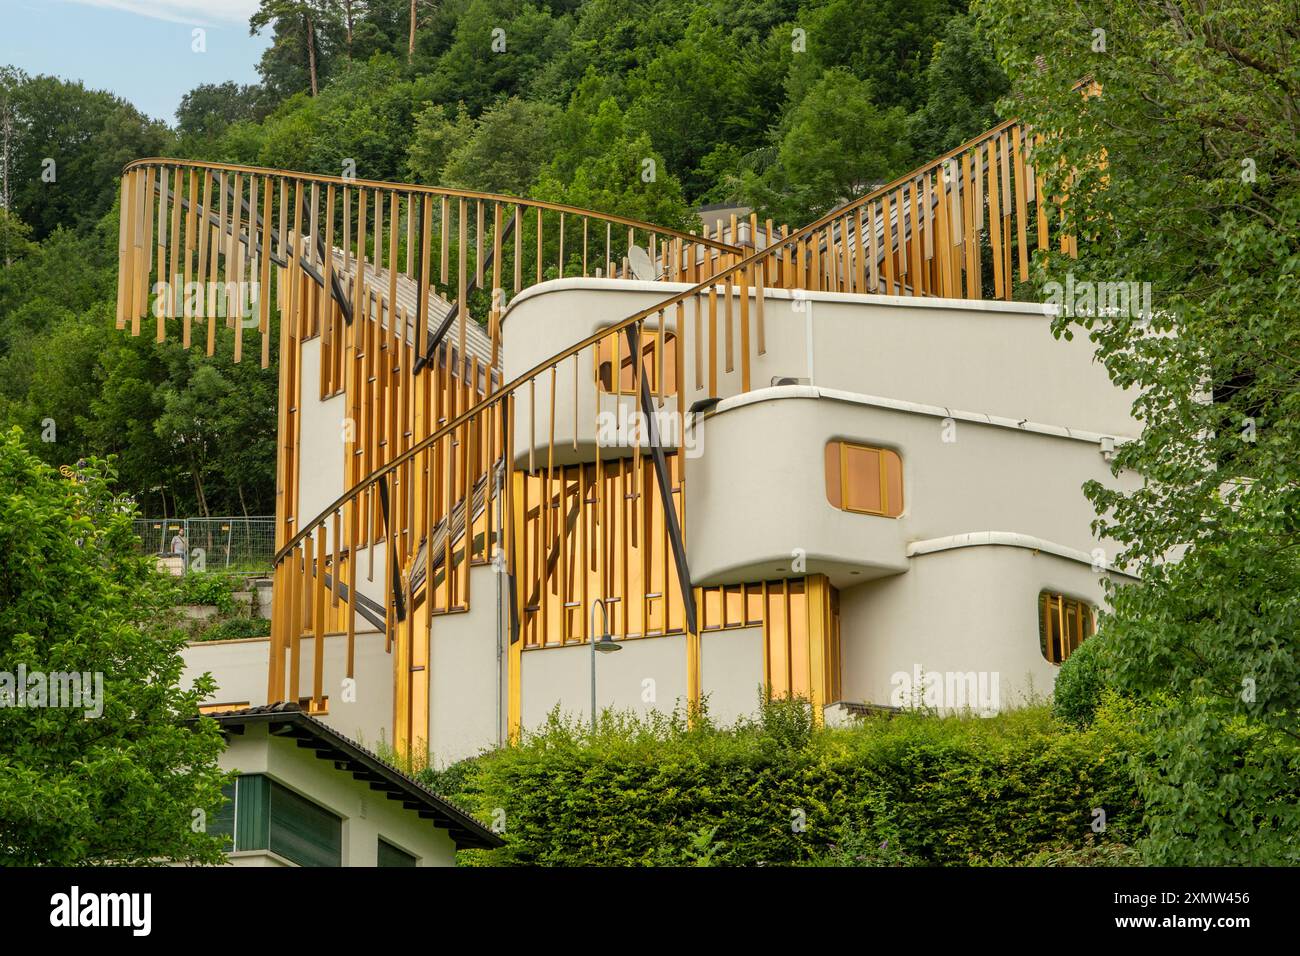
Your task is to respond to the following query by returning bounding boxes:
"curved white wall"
[838,545,1119,710]
[499,279,1140,471]
[684,388,1135,588]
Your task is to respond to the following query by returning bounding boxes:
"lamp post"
[590,597,621,734]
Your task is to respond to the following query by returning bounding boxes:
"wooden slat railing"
[116,118,1072,752]
[250,116,1074,753]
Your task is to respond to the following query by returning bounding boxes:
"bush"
[1053,634,1110,726]
[176,572,237,613]
[195,616,270,642]
[436,696,1145,867]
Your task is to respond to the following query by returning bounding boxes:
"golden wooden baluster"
[154,167,168,340]
[440,196,450,286]
[259,176,273,367]
[987,138,1005,300]
[476,199,485,287]
[458,198,468,390]
[182,169,197,347]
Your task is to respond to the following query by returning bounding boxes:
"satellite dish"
[626,245,655,280]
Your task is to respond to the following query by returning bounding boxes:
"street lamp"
[590,598,621,734]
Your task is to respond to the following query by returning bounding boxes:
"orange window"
[824,441,903,517]
[1039,591,1095,664]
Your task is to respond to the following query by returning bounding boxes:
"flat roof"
[201,703,503,851]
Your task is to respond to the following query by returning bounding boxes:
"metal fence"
[133,517,276,571]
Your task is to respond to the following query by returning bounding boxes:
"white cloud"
[55,0,261,27]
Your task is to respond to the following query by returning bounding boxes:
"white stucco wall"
[296,337,346,539]
[499,279,1140,471]
[429,565,507,767]
[700,626,765,725]
[520,633,689,732]
[685,388,1136,588]
[219,723,458,866]
[183,630,394,748]
[838,544,1121,711]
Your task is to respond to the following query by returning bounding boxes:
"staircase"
[117,118,1071,755]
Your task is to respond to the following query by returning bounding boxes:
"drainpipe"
[495,466,505,747]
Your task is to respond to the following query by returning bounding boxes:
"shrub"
[195,616,270,642]
[1053,634,1110,726]
[438,696,1145,867]
[177,572,237,613]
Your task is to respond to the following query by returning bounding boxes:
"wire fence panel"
[133,517,276,572]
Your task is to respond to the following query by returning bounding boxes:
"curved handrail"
[122,156,744,256]
[275,132,1008,559]
[261,114,1070,730]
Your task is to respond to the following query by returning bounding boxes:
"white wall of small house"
[428,565,506,767]
[182,630,394,747]
[219,723,458,866]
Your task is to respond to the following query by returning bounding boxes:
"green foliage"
[739,68,911,224]
[533,96,693,229]
[1052,636,1109,727]
[195,617,272,642]
[434,696,1144,866]
[0,70,169,241]
[980,833,1143,867]
[0,428,229,864]
[976,0,1300,864]
[177,572,238,613]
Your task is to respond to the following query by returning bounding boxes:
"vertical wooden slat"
[1013,127,1030,281]
[166,167,182,335]
[440,196,450,285]
[259,176,273,367]
[987,139,1005,300]
[458,198,468,392]
[182,169,197,346]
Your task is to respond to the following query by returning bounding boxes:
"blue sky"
[0,0,272,124]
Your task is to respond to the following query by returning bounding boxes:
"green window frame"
[213,774,342,867]
[377,837,418,867]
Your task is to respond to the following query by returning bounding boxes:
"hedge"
[424,697,1147,866]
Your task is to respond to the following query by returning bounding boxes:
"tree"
[977,0,1300,864]
[0,74,167,240]
[251,0,345,99]
[0,428,229,864]
[906,13,1008,158]
[426,0,572,115]
[740,68,910,225]
[175,82,267,142]
[533,96,692,230]
[408,96,558,194]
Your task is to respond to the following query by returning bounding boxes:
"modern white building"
[118,119,1136,771]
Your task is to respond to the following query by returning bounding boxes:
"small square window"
[825,441,903,517]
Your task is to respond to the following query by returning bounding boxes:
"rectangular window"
[1039,591,1094,664]
[825,441,903,517]
[268,780,343,867]
[210,781,237,853]
[377,838,418,867]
